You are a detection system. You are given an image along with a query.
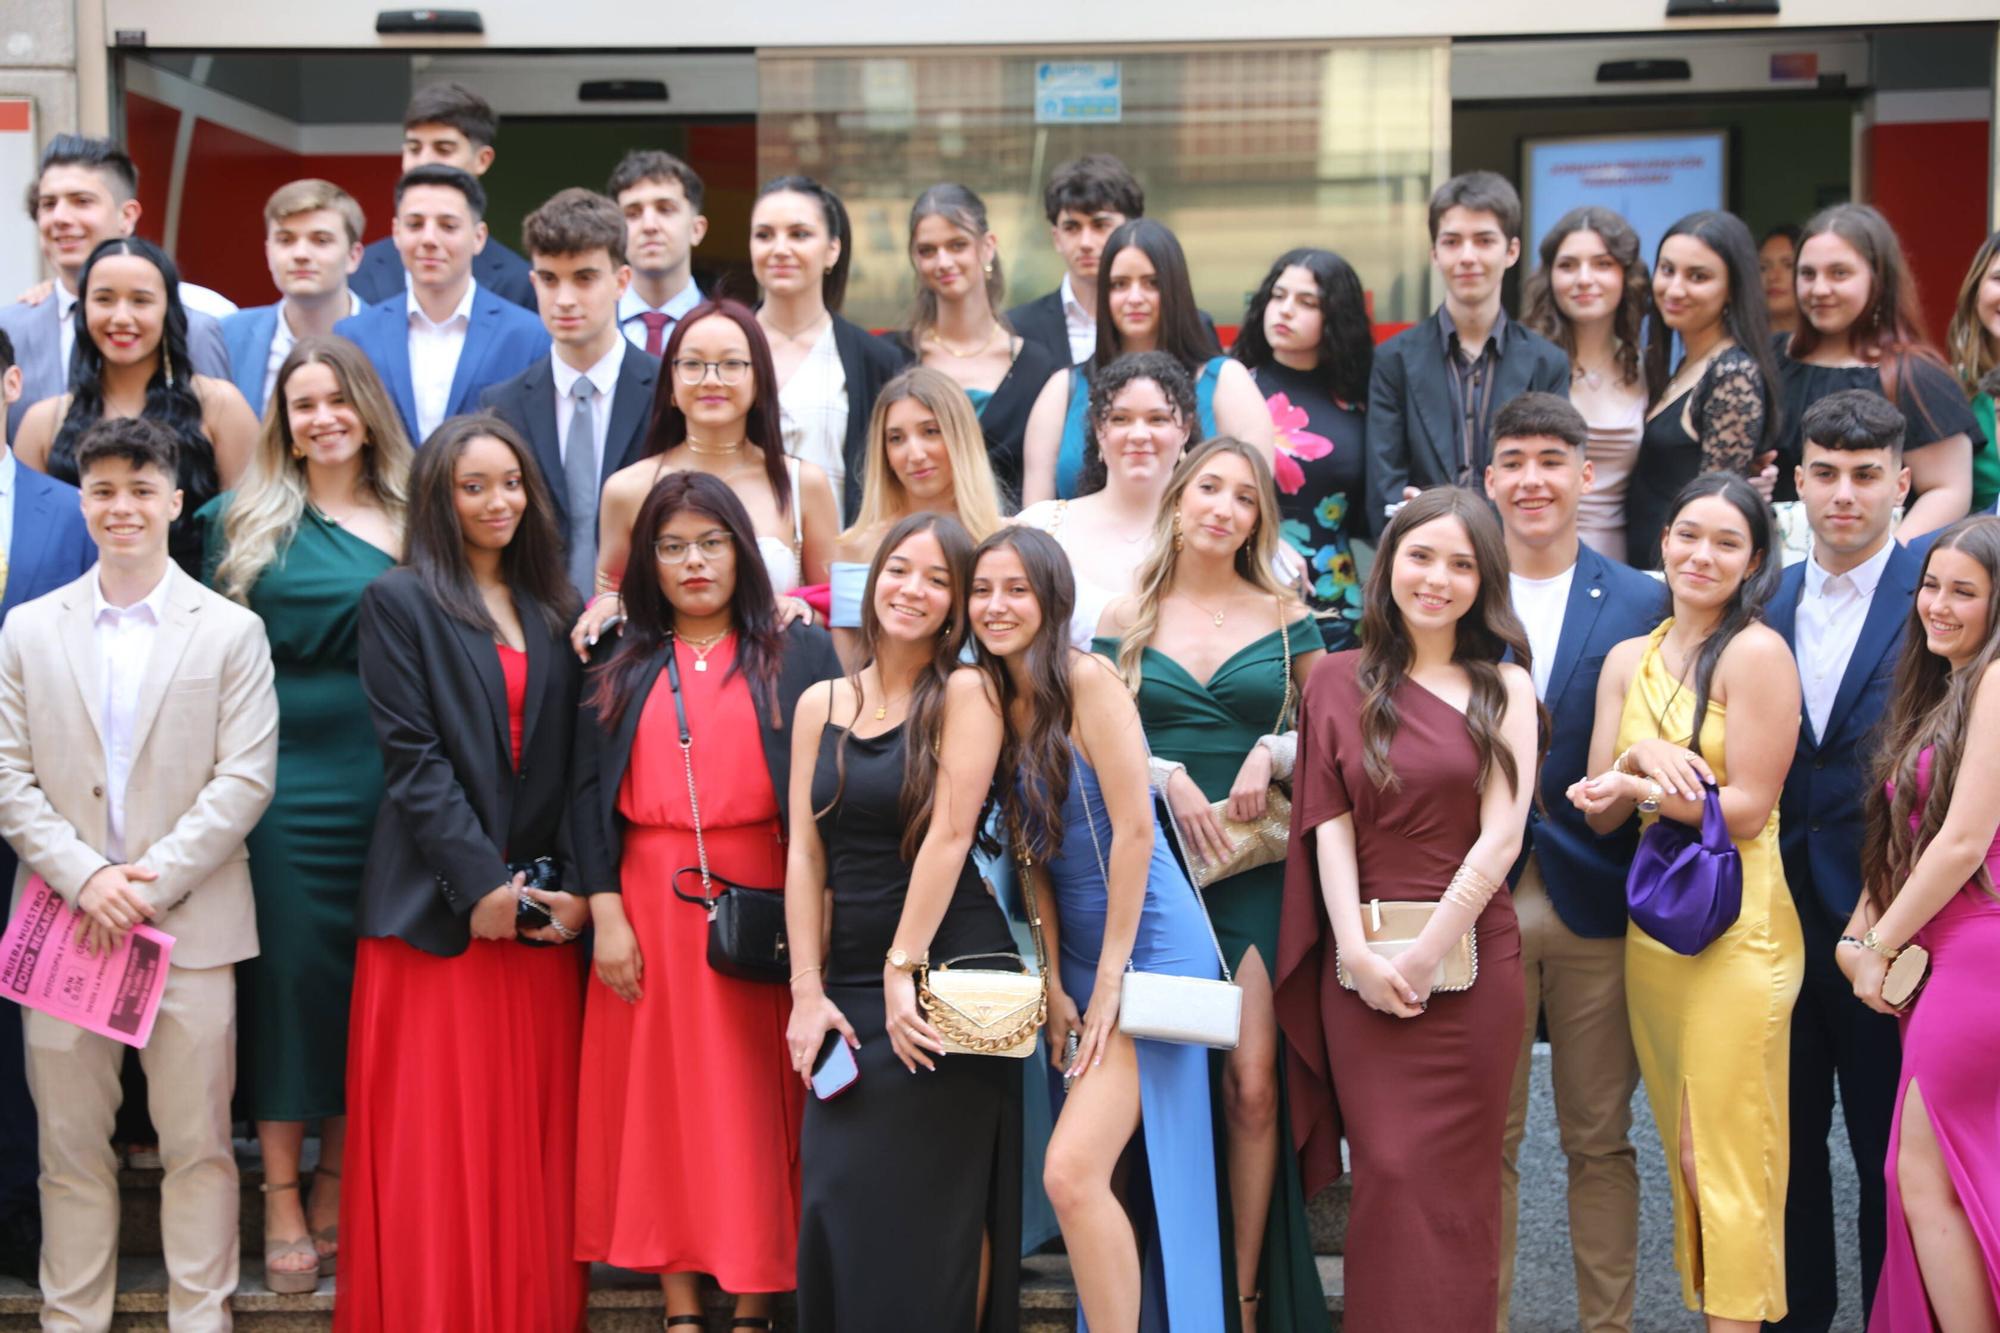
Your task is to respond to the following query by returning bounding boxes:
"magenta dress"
[1871,748,2000,1330]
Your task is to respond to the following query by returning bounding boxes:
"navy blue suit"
[0,462,96,1242]
[350,235,536,312]
[335,287,550,446]
[1764,537,1928,1332]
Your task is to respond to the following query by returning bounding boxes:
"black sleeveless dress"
[797,721,1023,1333]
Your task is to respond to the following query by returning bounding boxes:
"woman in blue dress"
[970,524,1226,1331]
[1021,218,1272,504]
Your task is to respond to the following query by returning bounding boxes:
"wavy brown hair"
[1861,516,2000,913]
[969,526,1078,862]
[1522,206,1649,389]
[1791,203,1948,418]
[1357,487,1533,795]
[1946,230,2000,397]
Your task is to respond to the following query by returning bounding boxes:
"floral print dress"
[1252,360,1367,650]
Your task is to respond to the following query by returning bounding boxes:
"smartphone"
[811,1032,859,1101]
[1061,1030,1081,1092]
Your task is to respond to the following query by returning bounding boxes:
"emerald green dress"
[1093,618,1330,1333]
[200,496,396,1121]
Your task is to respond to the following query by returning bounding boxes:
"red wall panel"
[1868,118,1991,345]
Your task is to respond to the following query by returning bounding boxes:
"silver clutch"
[1119,970,1242,1049]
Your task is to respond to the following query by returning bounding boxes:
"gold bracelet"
[1441,863,1500,913]
[789,965,824,985]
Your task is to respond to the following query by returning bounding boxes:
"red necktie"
[640,311,670,358]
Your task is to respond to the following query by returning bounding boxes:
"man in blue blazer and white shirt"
[1765,390,1930,1333]
[221,179,367,418]
[1486,393,1665,1333]
[336,166,548,447]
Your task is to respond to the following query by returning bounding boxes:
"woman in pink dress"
[1852,514,2000,1331]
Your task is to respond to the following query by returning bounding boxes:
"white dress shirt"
[0,447,17,578]
[1795,536,1896,741]
[552,338,626,481]
[1510,564,1575,701]
[57,282,79,376]
[263,290,363,408]
[92,567,174,862]
[618,282,704,353]
[407,280,478,444]
[1059,272,1096,366]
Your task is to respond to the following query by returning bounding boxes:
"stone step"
[0,1254,1346,1331]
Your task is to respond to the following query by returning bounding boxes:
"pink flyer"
[0,875,174,1048]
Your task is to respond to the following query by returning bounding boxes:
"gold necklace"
[869,672,913,722]
[678,627,731,672]
[1183,593,1229,628]
[685,438,745,457]
[925,324,999,359]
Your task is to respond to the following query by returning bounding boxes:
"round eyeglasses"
[671,357,753,387]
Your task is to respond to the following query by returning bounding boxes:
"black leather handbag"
[510,856,566,946]
[664,648,790,983]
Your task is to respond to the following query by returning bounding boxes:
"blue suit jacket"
[335,287,550,445]
[1769,537,1931,924]
[220,303,282,418]
[1523,544,1668,938]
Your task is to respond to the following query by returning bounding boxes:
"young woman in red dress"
[572,471,841,1329]
[338,415,589,1333]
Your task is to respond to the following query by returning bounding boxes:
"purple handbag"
[1626,782,1742,955]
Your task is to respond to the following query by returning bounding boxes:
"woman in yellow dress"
[1569,471,1804,1329]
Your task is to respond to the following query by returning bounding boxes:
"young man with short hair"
[1366,170,1570,534]
[348,82,536,312]
[1765,388,1925,1333]
[0,415,278,1331]
[607,150,707,357]
[221,179,367,417]
[1,135,231,439]
[337,165,549,445]
[480,187,659,599]
[1005,154,1144,367]
[1484,390,1662,1333]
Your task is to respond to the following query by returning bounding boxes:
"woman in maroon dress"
[1273,487,1540,1332]
[340,415,588,1333]
[572,472,841,1328]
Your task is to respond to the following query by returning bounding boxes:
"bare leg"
[1224,949,1280,1333]
[732,1288,775,1325]
[662,1271,704,1324]
[1045,1027,1145,1332]
[256,1119,315,1280]
[1678,1090,1759,1333]
[1897,1080,2000,1333]
[307,1117,345,1262]
[976,1230,992,1332]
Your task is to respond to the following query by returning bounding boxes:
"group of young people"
[1,74,1998,1333]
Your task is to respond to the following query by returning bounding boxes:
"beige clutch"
[920,955,1046,1058]
[1882,943,1930,1011]
[1334,898,1478,994]
[1180,788,1292,889]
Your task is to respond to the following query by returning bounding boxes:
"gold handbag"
[1334,898,1479,994]
[917,885,1049,1059]
[1178,606,1295,889]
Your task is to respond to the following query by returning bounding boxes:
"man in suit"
[608,150,707,358]
[0,328,97,1284]
[1766,390,1924,1333]
[480,188,659,600]
[348,82,535,313]
[1486,393,1664,1333]
[1365,171,1570,535]
[2,134,230,441]
[0,415,277,1331]
[336,165,550,446]
[221,179,366,419]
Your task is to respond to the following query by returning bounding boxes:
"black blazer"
[477,347,662,547]
[350,234,538,312]
[356,568,583,956]
[833,316,909,519]
[1005,287,1222,370]
[571,622,843,893]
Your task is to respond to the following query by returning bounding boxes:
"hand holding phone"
[811,1032,860,1101]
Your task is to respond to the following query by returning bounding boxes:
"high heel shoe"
[259,1180,321,1295]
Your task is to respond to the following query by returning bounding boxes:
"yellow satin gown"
[1615,620,1803,1322]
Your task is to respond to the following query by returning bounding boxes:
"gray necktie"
[564,376,600,601]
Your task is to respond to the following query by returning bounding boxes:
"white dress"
[757,456,806,594]
[779,325,850,525]
[1015,499,1127,650]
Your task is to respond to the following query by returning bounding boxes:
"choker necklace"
[685,439,745,457]
[678,627,731,671]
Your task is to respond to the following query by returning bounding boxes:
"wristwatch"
[1860,928,1900,960]
[1637,779,1663,814]
[885,948,925,974]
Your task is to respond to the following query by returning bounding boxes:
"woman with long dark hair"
[897,184,1063,499]
[1780,203,1978,535]
[197,336,411,1293]
[783,512,1024,1331]
[968,525,1226,1329]
[1849,516,2000,1330]
[1945,231,2000,513]
[1022,218,1271,503]
[1569,472,1803,1329]
[1232,247,1373,647]
[337,414,587,1333]
[572,472,840,1331]
[1523,207,1651,563]
[15,236,257,574]
[1274,487,1536,1332]
[1627,211,1782,570]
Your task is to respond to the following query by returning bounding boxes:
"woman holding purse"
[782,512,1024,1332]
[1096,438,1322,1333]
[969,525,1226,1329]
[571,472,841,1330]
[1272,486,1536,1332]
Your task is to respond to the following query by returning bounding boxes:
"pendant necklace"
[1185,594,1228,628]
[680,627,730,671]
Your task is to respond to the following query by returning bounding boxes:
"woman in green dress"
[1096,437,1326,1333]
[199,336,411,1296]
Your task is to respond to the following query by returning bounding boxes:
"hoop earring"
[1172,512,1184,553]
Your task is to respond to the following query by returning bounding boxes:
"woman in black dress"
[1627,211,1782,569]
[783,510,1023,1332]
[1233,247,1372,648]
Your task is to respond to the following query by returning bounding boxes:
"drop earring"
[1172,512,1184,553]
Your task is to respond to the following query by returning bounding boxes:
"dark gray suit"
[0,293,229,441]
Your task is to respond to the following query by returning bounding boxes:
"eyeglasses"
[671,358,753,387]
[654,535,734,565]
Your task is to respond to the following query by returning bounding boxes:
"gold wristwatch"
[885,948,925,974]
[1860,928,1900,960]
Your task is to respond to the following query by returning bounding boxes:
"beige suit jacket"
[0,562,278,968]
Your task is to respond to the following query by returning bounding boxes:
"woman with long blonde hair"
[1945,231,2000,513]
[196,334,411,1294]
[1097,437,1326,1333]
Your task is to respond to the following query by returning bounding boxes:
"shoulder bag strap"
[665,645,717,910]
[1275,596,1294,733]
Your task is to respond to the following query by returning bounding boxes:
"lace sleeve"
[1694,350,1767,475]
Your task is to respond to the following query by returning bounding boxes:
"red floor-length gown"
[575,635,802,1290]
